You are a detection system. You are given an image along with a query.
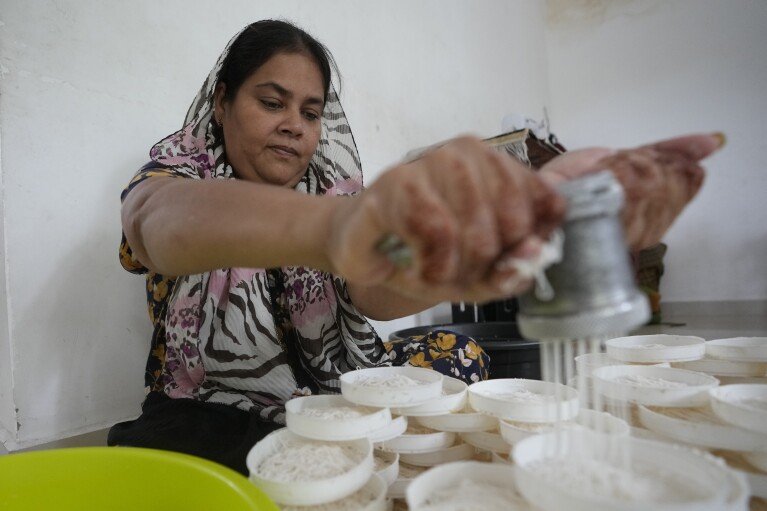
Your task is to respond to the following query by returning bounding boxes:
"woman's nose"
[278,110,304,137]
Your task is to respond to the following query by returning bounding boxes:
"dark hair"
[218,20,339,103]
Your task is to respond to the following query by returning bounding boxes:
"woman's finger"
[641,132,725,162]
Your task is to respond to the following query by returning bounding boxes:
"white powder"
[417,480,529,511]
[398,462,426,479]
[356,373,428,388]
[612,374,689,389]
[280,483,378,511]
[525,458,704,503]
[256,438,363,483]
[299,406,373,420]
[504,420,562,433]
[405,423,436,435]
[486,387,555,403]
[373,451,392,471]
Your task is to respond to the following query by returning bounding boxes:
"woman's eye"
[303,111,320,121]
[261,100,282,110]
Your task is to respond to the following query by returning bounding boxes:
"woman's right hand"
[325,136,566,304]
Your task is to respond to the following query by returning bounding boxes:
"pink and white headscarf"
[149,26,386,423]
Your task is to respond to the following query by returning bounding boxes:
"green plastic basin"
[0,446,279,510]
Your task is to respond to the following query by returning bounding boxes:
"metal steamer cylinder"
[517,171,650,341]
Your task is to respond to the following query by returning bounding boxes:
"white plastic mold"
[413,408,498,433]
[376,428,455,454]
[638,405,767,452]
[592,365,719,407]
[468,378,579,422]
[340,366,443,408]
[459,430,509,454]
[285,395,392,441]
[513,430,734,511]
[709,384,767,434]
[246,428,373,506]
[391,376,468,416]
[373,449,399,487]
[368,415,408,444]
[606,335,705,363]
[405,461,524,511]
[397,442,475,467]
[706,337,767,362]
[672,356,767,377]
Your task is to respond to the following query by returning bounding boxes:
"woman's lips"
[269,145,298,158]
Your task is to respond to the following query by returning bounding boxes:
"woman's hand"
[540,133,724,251]
[326,136,565,304]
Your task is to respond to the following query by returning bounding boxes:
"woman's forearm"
[123,177,343,276]
[347,281,440,321]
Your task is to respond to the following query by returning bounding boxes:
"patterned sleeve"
[119,162,190,274]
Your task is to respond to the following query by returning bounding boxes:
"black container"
[389,322,540,380]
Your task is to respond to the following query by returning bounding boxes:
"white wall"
[0,0,550,448]
[545,0,767,301]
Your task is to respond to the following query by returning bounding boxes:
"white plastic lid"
[606,335,706,364]
[638,404,767,452]
[376,427,456,454]
[246,428,373,506]
[706,337,767,362]
[513,430,734,511]
[709,384,767,434]
[468,378,579,422]
[405,461,527,511]
[391,376,468,417]
[398,442,475,467]
[672,357,767,377]
[285,395,392,441]
[341,367,443,408]
[459,431,509,454]
[413,407,499,433]
[592,365,719,407]
[279,474,389,511]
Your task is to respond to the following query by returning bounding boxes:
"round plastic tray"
[280,474,389,511]
[387,463,426,500]
[340,367,443,408]
[376,428,456,454]
[709,384,767,434]
[398,442,475,467]
[285,395,392,441]
[672,356,767,377]
[459,431,509,454]
[373,449,399,488]
[513,430,733,511]
[638,405,767,452]
[499,409,628,446]
[499,418,558,445]
[706,337,767,362]
[368,415,408,444]
[468,378,579,422]
[414,408,498,433]
[575,352,620,376]
[606,335,705,363]
[391,376,468,416]
[246,428,373,506]
[592,365,719,407]
[405,461,523,510]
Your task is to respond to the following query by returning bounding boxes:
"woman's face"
[214,52,325,187]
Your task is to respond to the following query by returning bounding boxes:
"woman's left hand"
[540,132,724,250]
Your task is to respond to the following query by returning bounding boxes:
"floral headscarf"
[149,25,386,423]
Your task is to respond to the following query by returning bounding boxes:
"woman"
[109,20,723,473]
